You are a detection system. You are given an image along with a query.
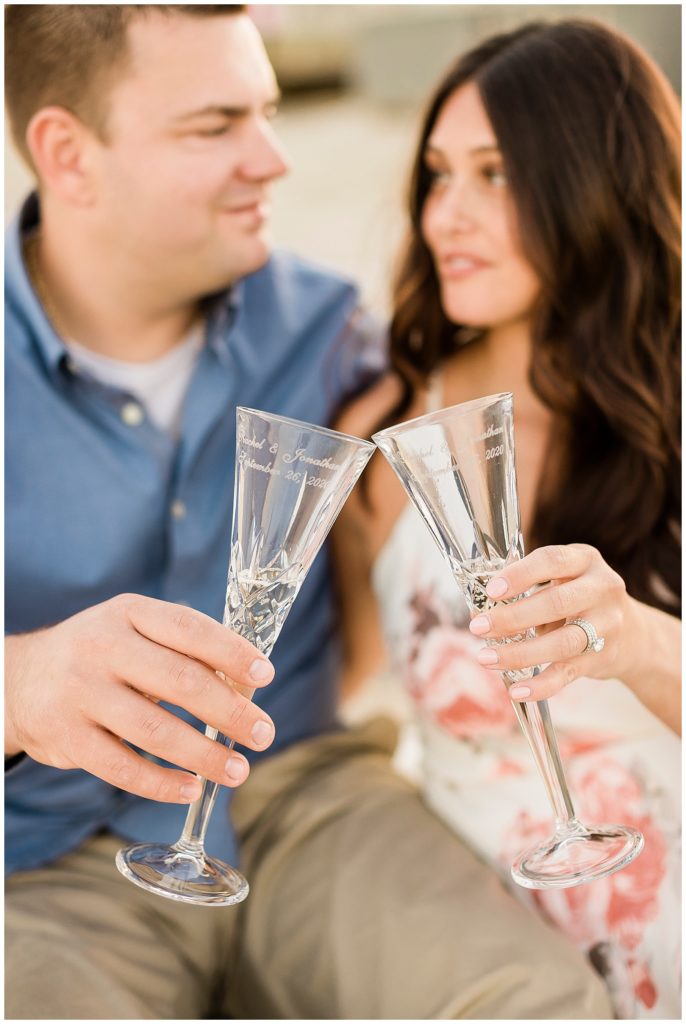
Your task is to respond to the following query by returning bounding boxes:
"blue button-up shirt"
[5,195,385,874]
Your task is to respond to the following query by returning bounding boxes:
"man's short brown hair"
[5,4,247,168]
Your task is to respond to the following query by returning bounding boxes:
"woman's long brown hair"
[375,19,681,616]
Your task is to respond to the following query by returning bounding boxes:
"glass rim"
[372,392,513,442]
[237,406,376,450]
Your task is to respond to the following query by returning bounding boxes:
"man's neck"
[27,214,203,363]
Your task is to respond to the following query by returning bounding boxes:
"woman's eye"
[482,165,507,187]
[426,167,451,188]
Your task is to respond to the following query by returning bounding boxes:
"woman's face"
[421,81,540,331]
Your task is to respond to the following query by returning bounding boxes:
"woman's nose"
[435,178,477,233]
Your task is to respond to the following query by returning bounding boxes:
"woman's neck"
[447,319,547,422]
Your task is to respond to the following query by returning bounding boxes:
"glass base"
[511,821,644,889]
[115,841,249,906]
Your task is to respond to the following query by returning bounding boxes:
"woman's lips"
[438,254,490,280]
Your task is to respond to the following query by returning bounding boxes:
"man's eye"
[195,125,230,137]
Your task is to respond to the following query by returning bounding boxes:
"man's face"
[90,12,289,301]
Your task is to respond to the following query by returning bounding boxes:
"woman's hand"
[468,543,638,701]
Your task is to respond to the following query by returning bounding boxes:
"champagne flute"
[116,407,375,905]
[373,392,643,889]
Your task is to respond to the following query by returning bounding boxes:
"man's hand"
[5,594,277,802]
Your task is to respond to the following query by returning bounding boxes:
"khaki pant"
[6,719,612,1020]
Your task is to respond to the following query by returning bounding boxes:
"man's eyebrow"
[173,96,282,122]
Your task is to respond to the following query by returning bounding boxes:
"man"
[5,5,612,1019]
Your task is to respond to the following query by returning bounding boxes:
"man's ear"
[25,106,99,206]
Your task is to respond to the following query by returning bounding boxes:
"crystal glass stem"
[178,637,268,852]
[510,692,576,826]
[477,581,576,828]
[177,727,225,852]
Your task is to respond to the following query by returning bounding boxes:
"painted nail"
[249,658,274,683]
[509,686,531,700]
[251,720,274,747]
[486,577,508,598]
[180,781,201,801]
[469,615,491,635]
[225,756,246,782]
[477,648,499,666]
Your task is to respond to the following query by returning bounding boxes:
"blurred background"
[5,3,681,318]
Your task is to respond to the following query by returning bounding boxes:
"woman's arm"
[331,374,404,699]
[330,497,388,700]
[620,596,681,733]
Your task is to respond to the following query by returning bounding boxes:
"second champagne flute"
[373,392,643,889]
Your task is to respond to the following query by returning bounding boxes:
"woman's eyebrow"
[424,142,501,156]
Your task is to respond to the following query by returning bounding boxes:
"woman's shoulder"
[334,371,406,441]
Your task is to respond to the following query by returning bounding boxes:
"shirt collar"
[203,278,243,366]
[6,191,243,374]
[6,193,71,377]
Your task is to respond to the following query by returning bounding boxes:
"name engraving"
[476,424,503,441]
[282,448,341,470]
[238,431,266,450]
[237,439,339,490]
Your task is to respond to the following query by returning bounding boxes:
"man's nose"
[239,120,291,183]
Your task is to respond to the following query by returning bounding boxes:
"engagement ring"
[569,617,605,654]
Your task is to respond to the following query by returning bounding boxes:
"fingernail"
[251,719,274,747]
[250,658,274,683]
[477,648,499,665]
[509,686,531,700]
[470,615,490,635]
[180,781,201,801]
[225,756,246,782]
[487,577,508,598]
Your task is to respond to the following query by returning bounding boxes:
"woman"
[334,19,681,1019]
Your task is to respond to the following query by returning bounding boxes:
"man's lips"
[222,199,268,213]
[220,201,271,227]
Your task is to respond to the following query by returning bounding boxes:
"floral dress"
[372,499,681,1019]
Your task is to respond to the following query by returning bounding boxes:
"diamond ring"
[569,617,606,654]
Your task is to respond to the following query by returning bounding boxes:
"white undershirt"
[66,323,205,438]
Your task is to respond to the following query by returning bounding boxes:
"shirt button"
[121,401,144,426]
[171,499,187,520]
